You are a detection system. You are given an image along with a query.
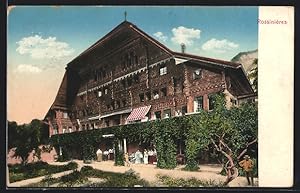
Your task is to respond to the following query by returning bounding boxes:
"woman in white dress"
[143,149,148,164]
[135,150,142,164]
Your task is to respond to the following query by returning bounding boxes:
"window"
[121,79,126,88]
[127,78,132,87]
[208,94,216,110]
[231,98,237,106]
[154,111,161,119]
[111,102,115,110]
[63,112,68,119]
[104,88,108,95]
[126,53,131,67]
[94,71,97,81]
[161,87,167,97]
[163,109,171,118]
[68,127,72,133]
[153,90,159,99]
[62,127,67,133]
[193,69,202,80]
[175,109,182,116]
[116,100,121,108]
[130,52,135,65]
[145,92,151,100]
[159,66,167,75]
[194,96,203,112]
[98,91,102,97]
[133,74,139,83]
[114,118,121,126]
[182,106,187,115]
[139,93,145,102]
[53,128,58,134]
[122,99,127,107]
[105,120,110,127]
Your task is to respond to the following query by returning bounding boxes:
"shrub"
[59,170,88,187]
[156,174,224,187]
[80,166,93,173]
[9,161,78,183]
[65,161,78,170]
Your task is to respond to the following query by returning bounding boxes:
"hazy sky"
[7,6,258,124]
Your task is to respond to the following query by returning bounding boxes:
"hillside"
[231,49,258,75]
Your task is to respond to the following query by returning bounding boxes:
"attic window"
[193,69,202,80]
[121,79,126,88]
[98,91,102,97]
[127,78,132,87]
[94,71,98,81]
[159,66,167,76]
[133,74,139,83]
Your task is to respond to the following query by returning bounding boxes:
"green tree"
[184,94,257,184]
[8,121,18,149]
[11,119,49,165]
[248,58,258,91]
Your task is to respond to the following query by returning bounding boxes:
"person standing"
[124,152,130,167]
[135,150,142,164]
[96,148,103,162]
[239,155,254,186]
[108,148,114,160]
[103,149,109,161]
[143,149,148,164]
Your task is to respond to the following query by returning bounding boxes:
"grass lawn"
[8,161,78,183]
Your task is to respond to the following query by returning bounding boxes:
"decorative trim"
[77,57,173,96]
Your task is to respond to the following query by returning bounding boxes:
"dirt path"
[7,160,258,187]
[50,160,258,187]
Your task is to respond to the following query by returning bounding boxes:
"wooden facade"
[45,21,255,137]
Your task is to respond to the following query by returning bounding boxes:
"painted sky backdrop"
[7,6,258,124]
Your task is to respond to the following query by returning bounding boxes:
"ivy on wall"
[49,94,257,171]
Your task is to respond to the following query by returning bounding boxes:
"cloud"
[16,35,74,59]
[153,32,168,42]
[15,64,42,74]
[202,38,239,53]
[171,26,201,46]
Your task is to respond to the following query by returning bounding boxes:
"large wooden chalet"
[44,21,255,138]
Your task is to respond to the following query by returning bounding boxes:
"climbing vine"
[49,94,257,173]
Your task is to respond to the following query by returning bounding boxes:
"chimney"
[180,43,186,53]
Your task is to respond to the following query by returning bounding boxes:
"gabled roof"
[172,52,241,69]
[67,20,244,72]
[67,21,173,68]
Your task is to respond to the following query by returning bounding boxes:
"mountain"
[231,49,258,75]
